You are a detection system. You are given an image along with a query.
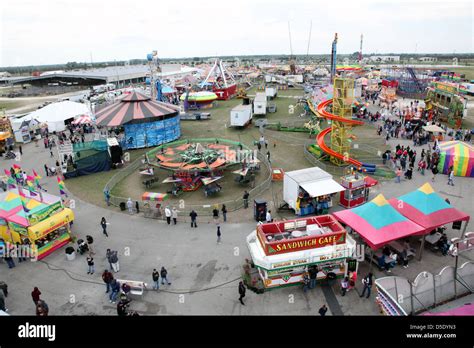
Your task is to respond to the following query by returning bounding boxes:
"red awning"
[364,176,378,187]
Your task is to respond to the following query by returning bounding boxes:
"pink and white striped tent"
[72,114,94,125]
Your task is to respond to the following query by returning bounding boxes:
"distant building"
[369,55,400,63]
[419,57,438,62]
[0,72,11,78]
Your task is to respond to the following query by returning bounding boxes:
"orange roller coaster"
[316,99,376,172]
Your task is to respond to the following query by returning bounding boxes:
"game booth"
[245,215,358,291]
[0,191,74,260]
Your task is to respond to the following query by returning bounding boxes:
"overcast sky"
[0,0,472,67]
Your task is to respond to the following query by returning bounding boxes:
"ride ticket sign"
[263,231,346,256]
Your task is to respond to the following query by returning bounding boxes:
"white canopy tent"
[26,101,92,133]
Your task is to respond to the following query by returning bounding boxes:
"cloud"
[0,0,472,66]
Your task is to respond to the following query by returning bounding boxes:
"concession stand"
[339,173,378,208]
[0,191,74,260]
[245,215,358,291]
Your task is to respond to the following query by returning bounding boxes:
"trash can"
[254,199,267,222]
[65,246,76,261]
[119,202,126,211]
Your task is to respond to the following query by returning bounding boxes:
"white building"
[369,56,400,63]
[419,57,438,62]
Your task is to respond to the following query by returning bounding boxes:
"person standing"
[266,210,272,223]
[4,255,15,269]
[431,164,439,182]
[238,281,246,305]
[308,267,318,289]
[135,201,140,214]
[212,207,219,224]
[19,145,22,156]
[318,304,328,316]
[190,210,198,228]
[110,250,119,273]
[302,273,310,293]
[100,217,108,237]
[243,191,249,209]
[171,207,178,225]
[44,164,49,177]
[164,206,172,225]
[216,225,222,244]
[160,267,171,285]
[109,279,120,304]
[266,151,271,163]
[104,190,110,206]
[86,256,95,274]
[31,287,42,305]
[0,291,6,312]
[221,204,227,222]
[360,273,373,299]
[126,198,133,214]
[395,167,402,183]
[340,276,349,296]
[152,269,160,290]
[447,166,455,186]
[102,270,114,293]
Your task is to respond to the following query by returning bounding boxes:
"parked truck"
[265,86,277,100]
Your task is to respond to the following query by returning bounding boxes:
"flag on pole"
[32,170,42,181]
[57,176,67,196]
[12,164,21,173]
[7,177,16,189]
[4,169,11,176]
[17,186,30,212]
[32,170,42,189]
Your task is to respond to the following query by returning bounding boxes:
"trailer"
[253,93,267,116]
[230,104,253,127]
[265,87,277,99]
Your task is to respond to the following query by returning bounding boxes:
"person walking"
[135,201,140,214]
[221,204,227,222]
[4,255,15,269]
[447,166,455,186]
[31,287,41,305]
[243,191,249,209]
[109,279,120,304]
[189,210,198,228]
[160,267,171,285]
[216,225,222,244]
[104,190,111,206]
[110,250,119,273]
[106,249,113,271]
[212,207,219,224]
[238,281,246,305]
[171,207,178,225]
[102,270,114,293]
[44,164,49,177]
[126,198,133,214]
[86,256,95,274]
[340,276,349,296]
[36,300,49,316]
[100,217,108,237]
[164,206,172,225]
[360,273,373,299]
[19,145,22,156]
[152,269,160,290]
[318,304,328,316]
[266,151,271,163]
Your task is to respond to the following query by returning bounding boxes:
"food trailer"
[230,104,253,127]
[283,167,345,216]
[245,215,358,291]
[339,173,378,208]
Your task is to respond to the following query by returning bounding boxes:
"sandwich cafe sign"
[264,232,346,255]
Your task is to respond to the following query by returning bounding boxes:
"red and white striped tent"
[72,114,94,125]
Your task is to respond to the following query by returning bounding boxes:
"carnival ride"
[180,91,218,111]
[313,78,376,173]
[201,58,237,100]
[146,139,253,192]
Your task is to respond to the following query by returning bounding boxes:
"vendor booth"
[339,173,378,208]
[437,141,474,177]
[142,192,168,219]
[245,215,358,291]
[0,191,74,260]
[283,167,345,216]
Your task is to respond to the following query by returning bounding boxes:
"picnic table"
[143,177,159,189]
[388,240,416,259]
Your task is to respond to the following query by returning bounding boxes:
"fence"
[103,150,273,218]
[375,261,474,315]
